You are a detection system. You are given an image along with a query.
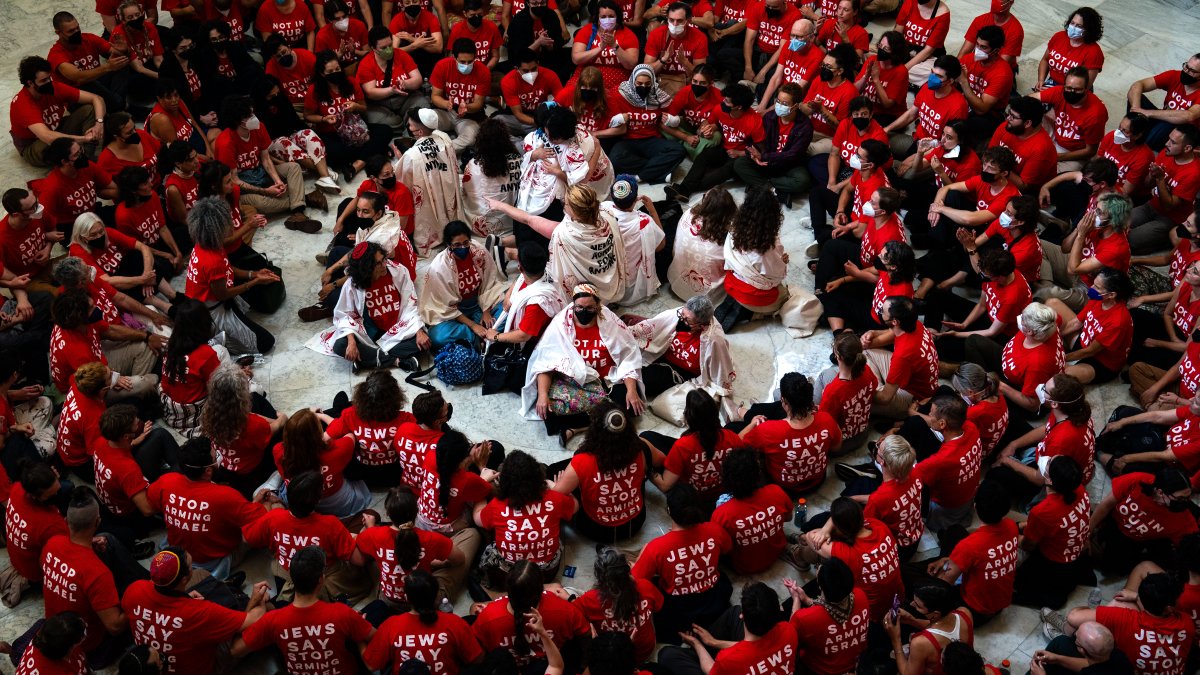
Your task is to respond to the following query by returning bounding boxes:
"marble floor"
[1,0,1199,672]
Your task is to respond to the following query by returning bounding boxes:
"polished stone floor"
[1,0,1198,671]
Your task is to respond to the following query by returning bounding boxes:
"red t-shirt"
[644,25,709,78]
[355,525,453,602]
[983,222,1042,282]
[711,484,792,574]
[790,588,870,675]
[49,323,106,394]
[70,227,135,276]
[184,246,232,303]
[1154,70,1200,122]
[888,323,939,400]
[242,601,374,675]
[572,322,614,378]
[9,82,82,147]
[123,579,247,675]
[92,442,149,517]
[832,117,888,171]
[255,0,315,44]
[478,490,576,564]
[777,44,824,87]
[803,78,857,137]
[448,19,503,64]
[1041,87,1108,151]
[165,171,200,217]
[568,25,640,92]
[632,523,732,595]
[1180,583,1200,644]
[1079,230,1131,285]
[1180,341,1200,398]
[912,86,969,141]
[573,579,664,662]
[1095,605,1194,675]
[989,126,1057,189]
[303,80,366,134]
[819,369,878,440]
[744,413,842,493]
[365,611,484,675]
[48,32,112,83]
[97,130,161,183]
[1110,472,1200,544]
[242,508,355,569]
[949,518,1019,615]
[327,407,415,467]
[927,145,982,188]
[430,57,492,107]
[31,162,113,227]
[265,48,316,105]
[1076,300,1133,372]
[42,535,120,653]
[857,211,903,265]
[387,9,440,40]
[315,20,370,65]
[831,518,904,620]
[663,329,702,375]
[214,126,271,173]
[710,622,797,675]
[14,642,87,675]
[146,474,265,563]
[1098,132,1156,194]
[1002,332,1065,396]
[271,436,356,498]
[1168,405,1200,449]
[1042,31,1104,85]
[613,97,667,140]
[418,452,492,530]
[963,175,1020,218]
[913,423,983,509]
[716,109,766,152]
[159,344,220,405]
[358,177,416,222]
[213,413,273,476]
[393,421,441,491]
[0,218,52,277]
[961,52,1013,107]
[864,474,924,548]
[570,452,645,525]
[897,1,949,50]
[663,429,742,498]
[745,2,799,52]
[965,13,1024,58]
[1150,152,1200,224]
[56,383,104,468]
[6,482,68,582]
[472,593,589,665]
[1025,490,1090,564]
[982,273,1031,336]
[856,58,909,118]
[817,19,869,53]
[356,50,420,91]
[969,396,1010,455]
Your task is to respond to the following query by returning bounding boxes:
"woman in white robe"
[461,119,522,237]
[517,103,615,220]
[522,284,644,442]
[667,187,737,304]
[601,175,665,306]
[400,109,464,256]
[418,221,505,349]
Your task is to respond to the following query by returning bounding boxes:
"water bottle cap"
[798,498,806,504]
[1001,660,1010,667]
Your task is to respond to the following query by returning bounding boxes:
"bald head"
[1077,622,1115,661]
[790,19,815,41]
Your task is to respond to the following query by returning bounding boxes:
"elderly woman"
[1040,193,1133,312]
[310,241,429,371]
[974,302,1065,415]
[667,187,736,303]
[204,363,287,498]
[715,185,788,331]
[159,298,229,437]
[523,284,643,442]
[52,256,166,347]
[401,109,464,256]
[629,295,736,419]
[417,222,504,350]
[608,65,686,185]
[184,197,281,356]
[67,212,177,314]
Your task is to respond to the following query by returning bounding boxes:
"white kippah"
[417,108,439,129]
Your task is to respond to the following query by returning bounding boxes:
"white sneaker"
[315,176,342,193]
[805,242,820,258]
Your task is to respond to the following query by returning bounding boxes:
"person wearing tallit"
[484,243,564,347]
[400,108,465,257]
[667,186,737,304]
[601,175,666,306]
[522,283,644,442]
[713,185,790,332]
[418,220,506,349]
[628,294,738,417]
[308,241,430,373]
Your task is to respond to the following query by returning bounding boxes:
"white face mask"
[998,211,1014,228]
[668,21,685,36]
[861,201,877,217]
[1095,214,1105,228]
[458,61,475,75]
[244,115,261,130]
[334,17,350,31]
[1016,314,1027,335]
[28,203,44,219]
[930,428,945,442]
[521,70,538,85]
[848,154,863,170]
[943,144,961,159]
[1113,129,1130,145]
[1035,382,1050,405]
[599,17,617,29]
[974,46,989,61]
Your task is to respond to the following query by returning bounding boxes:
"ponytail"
[405,570,442,626]
[505,561,544,655]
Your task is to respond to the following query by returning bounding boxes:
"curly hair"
[593,547,638,622]
[730,186,782,253]
[578,400,640,472]
[473,118,520,179]
[353,370,405,423]
[197,159,232,199]
[281,408,326,480]
[345,241,385,289]
[692,186,737,244]
[74,362,110,397]
[188,196,233,251]
[881,240,915,284]
[572,67,608,126]
[1068,6,1103,43]
[51,286,91,330]
[202,363,252,447]
[496,450,546,511]
[163,298,214,384]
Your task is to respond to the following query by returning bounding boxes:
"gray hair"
[66,489,100,532]
[202,363,252,447]
[52,256,90,289]
[952,362,999,399]
[685,295,715,326]
[878,435,915,480]
[188,196,233,251]
[1020,302,1058,341]
[1077,622,1115,660]
[69,212,105,250]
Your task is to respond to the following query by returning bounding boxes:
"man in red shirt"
[315,1,370,73]
[263,34,317,107]
[498,49,563,136]
[988,95,1056,192]
[912,395,984,531]
[644,3,709,96]
[0,188,66,293]
[94,405,175,545]
[959,0,1023,68]
[358,26,428,134]
[711,448,792,575]
[741,0,799,85]
[670,83,763,199]
[957,25,1012,142]
[48,11,133,114]
[786,560,870,675]
[927,479,1018,624]
[10,56,106,167]
[429,39,491,153]
[661,582,797,675]
[864,297,939,418]
[1035,67,1109,173]
[757,18,822,112]
[5,460,67,594]
[448,0,503,71]
[1129,125,1200,255]
[1128,52,1200,151]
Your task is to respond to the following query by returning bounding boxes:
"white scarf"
[307,260,422,356]
[723,234,787,290]
[629,308,737,403]
[498,274,565,334]
[517,130,560,216]
[559,132,614,197]
[548,212,628,305]
[401,131,464,256]
[520,305,643,419]
[668,208,728,304]
[461,154,521,237]
[418,244,505,325]
[602,201,664,306]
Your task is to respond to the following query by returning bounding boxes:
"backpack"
[406,340,484,390]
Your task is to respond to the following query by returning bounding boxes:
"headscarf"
[618,65,672,109]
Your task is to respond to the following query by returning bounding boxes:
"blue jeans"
[610,136,685,184]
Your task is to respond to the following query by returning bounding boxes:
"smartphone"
[889,594,901,623]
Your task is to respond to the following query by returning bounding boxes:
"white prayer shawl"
[601,201,664,306]
[668,208,728,304]
[517,131,615,216]
[401,130,464,256]
[723,234,787,291]
[630,308,736,401]
[461,155,521,237]
[520,305,643,419]
[558,132,614,198]
[418,244,505,325]
[517,130,559,216]
[548,211,628,304]
[307,260,422,356]
[497,275,565,334]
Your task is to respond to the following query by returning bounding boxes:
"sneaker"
[664,184,687,203]
[132,539,157,560]
[780,542,811,572]
[835,461,881,482]
[305,189,329,211]
[315,175,342,193]
[439,597,455,614]
[490,241,508,279]
[805,241,820,258]
[285,214,322,234]
[777,191,793,208]
[328,169,340,184]
[1041,607,1067,641]
[395,357,419,372]
[297,302,333,322]
[315,251,329,265]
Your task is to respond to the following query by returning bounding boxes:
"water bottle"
[793,498,807,527]
[998,659,1011,675]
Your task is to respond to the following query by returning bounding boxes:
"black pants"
[677,146,736,196]
[657,602,744,675]
[0,291,52,384]
[223,299,277,355]
[1092,518,1178,576]
[112,247,176,292]
[228,245,286,314]
[319,124,393,174]
[642,360,694,400]
[724,400,785,434]
[894,172,940,241]
[1047,179,1092,233]
[814,236,862,290]
[711,32,749,79]
[819,281,887,332]
[1012,549,1093,610]
[651,574,732,646]
[807,154,838,246]
[1130,306,1186,369]
[133,427,180,482]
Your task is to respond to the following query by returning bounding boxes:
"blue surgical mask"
[1066,24,1084,40]
[774,102,791,117]
[451,246,470,259]
[927,73,943,89]
[1086,286,1105,301]
[789,37,805,52]
[457,61,474,75]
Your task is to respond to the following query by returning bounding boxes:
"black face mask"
[719,101,732,113]
[580,88,598,102]
[72,155,89,169]
[574,308,597,324]
[764,6,782,18]
[1062,90,1085,105]
[124,132,141,145]
[35,81,54,95]
[127,17,145,30]
[86,307,103,324]
[212,39,229,53]
[851,116,870,131]
[690,83,708,98]
[1177,224,1196,240]
[379,175,397,190]
[635,85,651,100]
[917,0,934,5]
[467,14,483,26]
[1169,498,1191,513]
[534,6,554,20]
[1182,72,1198,87]
[872,255,888,272]
[819,67,834,82]
[66,32,84,45]
[876,49,891,63]
[87,236,107,250]
[278,53,296,68]
[404,5,422,17]
[178,46,195,60]
[979,170,997,183]
[676,319,693,333]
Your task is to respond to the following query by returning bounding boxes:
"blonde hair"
[69,212,105,250]
[74,362,109,396]
[566,184,600,225]
[1020,302,1058,341]
[879,435,915,480]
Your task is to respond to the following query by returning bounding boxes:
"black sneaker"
[223,570,247,591]
[396,357,419,372]
[132,539,157,560]
[834,461,881,482]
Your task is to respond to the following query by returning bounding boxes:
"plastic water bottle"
[793,498,807,527]
[998,659,1011,675]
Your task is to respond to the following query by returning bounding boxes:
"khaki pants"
[238,161,305,215]
[432,110,480,154]
[19,104,97,167]
[103,339,160,404]
[271,559,371,604]
[1128,362,1175,410]
[863,348,917,418]
[809,131,833,156]
[433,527,480,602]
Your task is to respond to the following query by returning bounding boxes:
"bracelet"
[142,331,151,343]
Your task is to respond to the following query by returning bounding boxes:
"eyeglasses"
[1183,62,1200,76]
